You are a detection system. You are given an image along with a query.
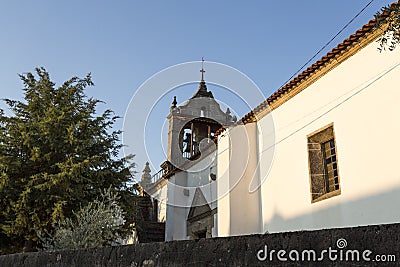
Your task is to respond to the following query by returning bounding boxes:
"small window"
[200,107,206,117]
[307,124,341,203]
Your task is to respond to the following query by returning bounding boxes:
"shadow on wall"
[267,185,400,233]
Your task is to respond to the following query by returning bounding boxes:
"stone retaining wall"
[1,223,399,266]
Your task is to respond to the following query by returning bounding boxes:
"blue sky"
[0,0,394,179]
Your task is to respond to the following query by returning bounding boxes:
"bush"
[39,188,125,251]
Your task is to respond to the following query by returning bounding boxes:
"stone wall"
[1,223,399,266]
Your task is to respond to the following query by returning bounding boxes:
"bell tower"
[165,59,237,169]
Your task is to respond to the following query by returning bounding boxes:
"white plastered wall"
[257,38,400,233]
[165,152,218,240]
[217,122,263,236]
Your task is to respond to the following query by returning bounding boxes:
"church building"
[140,1,400,241]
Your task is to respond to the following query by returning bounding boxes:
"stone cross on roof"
[200,57,205,82]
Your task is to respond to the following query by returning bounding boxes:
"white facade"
[148,154,219,241]
[262,38,400,233]
[161,151,218,241]
[217,33,400,235]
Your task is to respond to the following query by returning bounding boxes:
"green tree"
[0,68,136,254]
[375,3,400,51]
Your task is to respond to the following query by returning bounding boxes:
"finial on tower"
[192,57,213,99]
[141,161,152,186]
[171,96,177,108]
[200,57,205,82]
